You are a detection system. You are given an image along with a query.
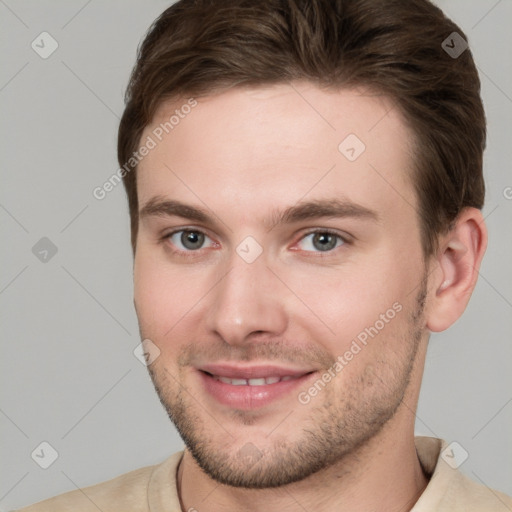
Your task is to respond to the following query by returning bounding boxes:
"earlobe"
[426,208,487,332]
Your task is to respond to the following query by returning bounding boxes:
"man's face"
[134,83,429,487]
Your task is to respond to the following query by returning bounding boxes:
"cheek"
[134,250,204,336]
[284,253,418,353]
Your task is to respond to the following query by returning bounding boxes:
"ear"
[426,208,487,332]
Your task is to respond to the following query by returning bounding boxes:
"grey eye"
[298,232,344,252]
[169,230,210,250]
[181,231,204,249]
[312,233,337,251]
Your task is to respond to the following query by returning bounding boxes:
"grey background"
[1,0,511,509]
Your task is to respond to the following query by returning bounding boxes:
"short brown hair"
[118,0,486,256]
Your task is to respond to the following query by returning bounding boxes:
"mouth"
[209,374,299,386]
[196,364,317,410]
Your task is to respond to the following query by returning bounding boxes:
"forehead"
[137,83,417,223]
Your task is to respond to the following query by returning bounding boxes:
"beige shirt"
[18,437,512,511]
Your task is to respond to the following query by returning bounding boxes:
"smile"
[197,365,317,410]
[209,374,298,386]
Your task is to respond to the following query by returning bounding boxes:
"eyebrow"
[271,198,379,228]
[139,196,379,230]
[140,196,210,223]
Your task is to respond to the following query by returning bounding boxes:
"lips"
[197,363,316,410]
[211,374,297,386]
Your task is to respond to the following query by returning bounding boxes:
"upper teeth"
[214,375,295,386]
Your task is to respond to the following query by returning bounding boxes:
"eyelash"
[293,228,349,255]
[160,227,350,258]
[160,228,218,259]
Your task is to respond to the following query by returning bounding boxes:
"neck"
[177,420,428,512]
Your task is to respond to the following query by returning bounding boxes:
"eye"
[296,231,345,252]
[167,230,215,251]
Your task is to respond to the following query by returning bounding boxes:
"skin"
[133,82,487,511]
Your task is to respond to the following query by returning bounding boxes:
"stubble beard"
[145,280,427,489]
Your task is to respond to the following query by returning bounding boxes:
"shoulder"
[414,437,512,511]
[447,469,512,511]
[16,452,183,512]
[432,469,512,511]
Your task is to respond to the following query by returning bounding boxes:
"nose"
[204,253,288,346]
